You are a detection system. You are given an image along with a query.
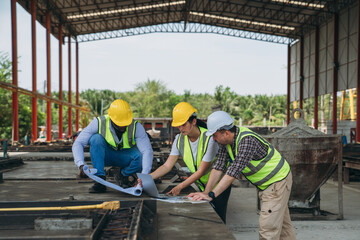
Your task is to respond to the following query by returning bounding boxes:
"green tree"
[0,52,12,139]
[129,79,175,117]
[0,52,45,140]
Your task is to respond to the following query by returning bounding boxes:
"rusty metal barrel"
[265,109,342,209]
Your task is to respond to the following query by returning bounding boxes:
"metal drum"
[265,109,342,209]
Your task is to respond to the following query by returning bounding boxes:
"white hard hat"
[206,111,234,136]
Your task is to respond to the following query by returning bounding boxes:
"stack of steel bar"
[100,207,135,239]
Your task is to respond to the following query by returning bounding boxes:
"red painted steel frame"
[287,44,291,125]
[68,35,72,137]
[59,24,63,139]
[76,41,79,132]
[11,0,19,143]
[299,36,304,109]
[46,11,51,141]
[31,0,37,141]
[314,27,319,129]
[357,1,360,142]
[332,14,339,134]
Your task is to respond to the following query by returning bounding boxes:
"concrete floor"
[227,181,360,240]
[2,152,360,239]
[0,154,234,239]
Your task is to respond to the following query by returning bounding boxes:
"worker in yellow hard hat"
[72,99,153,193]
[140,102,230,223]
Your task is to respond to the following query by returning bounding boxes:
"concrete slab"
[1,154,360,239]
[7,152,91,161]
[0,160,234,239]
[157,202,235,239]
[3,161,79,179]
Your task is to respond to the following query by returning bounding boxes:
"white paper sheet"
[155,196,208,203]
[82,165,142,196]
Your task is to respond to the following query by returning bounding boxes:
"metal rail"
[0,80,89,112]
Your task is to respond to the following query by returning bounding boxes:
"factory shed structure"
[2,0,360,143]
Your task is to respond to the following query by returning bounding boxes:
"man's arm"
[72,118,99,168]
[187,168,223,200]
[211,174,235,197]
[134,122,153,174]
[189,173,235,201]
[203,168,224,194]
[187,144,229,200]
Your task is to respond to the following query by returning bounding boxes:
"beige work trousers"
[258,171,296,240]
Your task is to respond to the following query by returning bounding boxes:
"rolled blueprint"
[83,165,142,196]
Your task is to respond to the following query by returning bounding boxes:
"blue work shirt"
[72,117,153,174]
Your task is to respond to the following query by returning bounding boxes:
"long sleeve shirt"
[72,118,153,174]
[169,134,219,163]
[213,127,268,179]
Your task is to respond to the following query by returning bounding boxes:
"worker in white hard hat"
[72,99,153,193]
[189,111,296,240]
[141,102,231,223]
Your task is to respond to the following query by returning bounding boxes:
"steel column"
[300,36,304,109]
[68,35,72,137]
[59,24,63,139]
[287,44,291,125]
[357,1,360,142]
[46,11,51,142]
[75,41,79,132]
[11,0,19,143]
[314,27,319,129]
[31,0,37,141]
[332,14,339,134]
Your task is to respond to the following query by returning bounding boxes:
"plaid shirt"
[213,127,268,179]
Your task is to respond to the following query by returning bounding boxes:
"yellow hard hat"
[108,99,133,126]
[172,102,197,127]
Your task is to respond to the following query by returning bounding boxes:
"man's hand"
[187,192,212,201]
[79,165,88,178]
[167,185,182,196]
[136,178,143,187]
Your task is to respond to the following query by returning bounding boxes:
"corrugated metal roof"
[16,0,356,44]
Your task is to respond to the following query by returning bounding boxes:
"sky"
[0,1,288,96]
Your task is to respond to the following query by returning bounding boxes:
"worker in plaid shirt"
[189,111,295,240]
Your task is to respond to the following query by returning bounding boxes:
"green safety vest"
[97,115,137,150]
[227,127,290,190]
[176,126,215,191]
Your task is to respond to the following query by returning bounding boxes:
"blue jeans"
[89,134,142,177]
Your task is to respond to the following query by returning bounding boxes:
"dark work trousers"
[209,185,232,223]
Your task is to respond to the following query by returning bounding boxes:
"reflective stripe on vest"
[226,127,290,190]
[97,115,136,150]
[176,126,214,191]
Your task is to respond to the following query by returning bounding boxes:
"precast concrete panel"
[326,69,333,94]
[290,1,357,101]
[337,3,358,91]
[349,34,357,62]
[326,20,334,94]
[319,20,334,95]
[309,75,315,98]
[291,80,300,103]
[304,34,310,99]
[348,4,358,89]
[290,41,300,101]
[309,30,316,98]
[310,31,316,76]
[349,61,357,88]
[338,7,349,91]
[319,23,327,96]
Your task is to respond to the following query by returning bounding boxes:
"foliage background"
[0,52,342,140]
